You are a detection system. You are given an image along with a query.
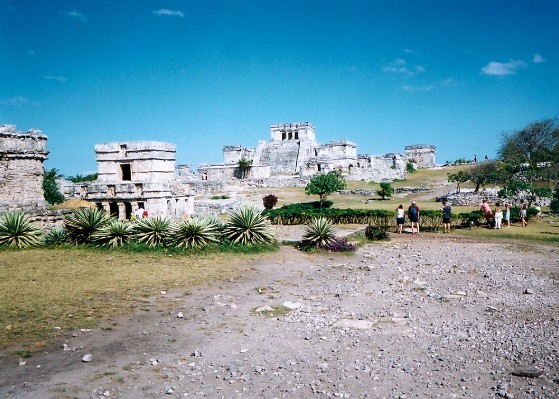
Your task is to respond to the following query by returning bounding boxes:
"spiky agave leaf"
[0,211,44,249]
[64,208,111,244]
[223,204,275,245]
[91,219,135,249]
[168,218,220,250]
[302,217,335,248]
[44,226,70,246]
[133,216,172,247]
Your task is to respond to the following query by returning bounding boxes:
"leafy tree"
[236,158,253,179]
[447,170,469,193]
[550,188,559,213]
[43,168,64,205]
[468,161,501,193]
[498,177,552,206]
[66,173,98,183]
[304,171,346,208]
[499,118,559,168]
[378,182,394,200]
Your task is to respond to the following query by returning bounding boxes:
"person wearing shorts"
[520,199,527,226]
[504,202,511,227]
[440,200,451,233]
[408,201,420,234]
[480,199,492,227]
[396,204,405,234]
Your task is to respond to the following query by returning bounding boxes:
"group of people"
[395,197,533,235]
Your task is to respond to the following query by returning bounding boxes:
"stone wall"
[405,144,436,168]
[0,125,49,211]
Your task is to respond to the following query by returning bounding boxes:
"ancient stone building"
[199,122,435,182]
[0,125,49,212]
[80,141,194,219]
[405,144,436,168]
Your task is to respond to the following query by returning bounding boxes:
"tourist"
[480,199,492,227]
[134,206,145,220]
[396,204,405,234]
[519,199,528,227]
[494,202,503,229]
[440,200,451,233]
[473,154,477,163]
[504,202,511,227]
[408,201,420,234]
[535,203,543,221]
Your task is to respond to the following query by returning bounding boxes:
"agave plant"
[133,216,172,247]
[44,226,70,246]
[302,217,335,248]
[168,217,220,250]
[64,207,111,244]
[0,211,44,249]
[91,219,135,248]
[223,204,275,245]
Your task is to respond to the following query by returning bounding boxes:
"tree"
[468,161,500,193]
[499,118,559,168]
[236,158,253,179]
[447,170,469,193]
[305,171,346,208]
[378,182,394,200]
[43,168,64,205]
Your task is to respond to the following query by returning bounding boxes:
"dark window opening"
[95,203,103,210]
[109,202,119,218]
[288,132,292,140]
[282,132,286,141]
[294,131,299,140]
[121,164,131,181]
[124,202,132,219]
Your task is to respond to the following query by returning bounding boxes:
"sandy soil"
[1,230,558,399]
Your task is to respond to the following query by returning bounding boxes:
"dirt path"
[1,234,558,399]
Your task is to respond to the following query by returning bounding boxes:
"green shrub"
[210,195,230,200]
[64,208,111,244]
[91,219,135,248]
[223,204,275,245]
[168,218,220,250]
[319,237,357,252]
[551,188,559,213]
[302,217,335,248]
[133,216,172,247]
[44,226,70,246]
[365,225,388,241]
[406,160,416,173]
[0,211,44,249]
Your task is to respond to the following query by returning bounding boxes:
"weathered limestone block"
[405,144,436,168]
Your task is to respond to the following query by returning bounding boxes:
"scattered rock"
[81,354,92,362]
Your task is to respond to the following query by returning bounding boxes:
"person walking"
[440,200,452,233]
[519,199,528,226]
[408,201,420,235]
[396,204,405,234]
[494,202,503,229]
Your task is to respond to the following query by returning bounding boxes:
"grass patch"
[253,305,292,317]
[452,220,559,246]
[0,246,264,351]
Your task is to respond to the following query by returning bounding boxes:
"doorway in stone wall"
[109,202,119,218]
[124,202,132,219]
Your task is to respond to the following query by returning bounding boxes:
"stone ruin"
[0,125,49,212]
[197,122,436,183]
[73,141,195,220]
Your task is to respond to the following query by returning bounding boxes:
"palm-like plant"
[133,216,172,247]
[302,217,335,248]
[223,204,275,245]
[0,211,44,249]
[44,226,70,246]
[64,208,111,244]
[91,219,135,248]
[168,218,220,250]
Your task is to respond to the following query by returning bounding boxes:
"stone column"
[117,202,126,220]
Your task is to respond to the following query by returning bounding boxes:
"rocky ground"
[1,230,558,399]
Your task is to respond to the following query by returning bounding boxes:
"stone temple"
[198,122,435,182]
[76,141,194,219]
[0,125,49,212]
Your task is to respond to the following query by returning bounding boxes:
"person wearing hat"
[408,200,420,234]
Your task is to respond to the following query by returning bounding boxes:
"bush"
[91,219,135,248]
[365,225,388,241]
[44,227,70,246]
[319,237,357,252]
[133,216,172,247]
[64,208,111,244]
[550,188,559,213]
[406,160,416,173]
[262,194,278,209]
[210,195,230,200]
[0,211,44,249]
[301,217,335,248]
[223,204,275,245]
[168,218,220,250]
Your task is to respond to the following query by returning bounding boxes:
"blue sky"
[1,0,558,176]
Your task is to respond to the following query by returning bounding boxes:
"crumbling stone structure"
[80,141,194,219]
[405,144,436,168]
[0,125,49,212]
[199,122,435,182]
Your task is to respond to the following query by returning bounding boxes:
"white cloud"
[44,75,67,83]
[481,60,526,76]
[65,9,88,22]
[533,54,545,64]
[402,84,434,92]
[153,9,185,17]
[1,96,29,106]
[404,48,419,55]
[383,59,425,76]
